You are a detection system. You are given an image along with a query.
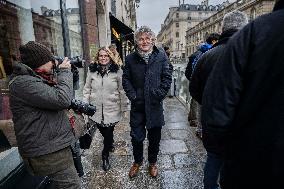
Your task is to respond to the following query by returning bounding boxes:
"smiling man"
[122,26,172,178]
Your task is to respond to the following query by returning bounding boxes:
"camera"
[53,56,84,90]
[70,99,96,116]
[53,56,83,68]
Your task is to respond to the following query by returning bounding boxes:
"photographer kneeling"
[9,41,81,188]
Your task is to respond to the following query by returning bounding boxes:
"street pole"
[60,0,71,57]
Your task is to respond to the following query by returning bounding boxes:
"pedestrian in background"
[186,33,220,139]
[189,11,248,189]
[202,0,284,188]
[9,41,81,188]
[108,43,123,66]
[163,46,174,97]
[83,47,128,171]
[122,26,172,178]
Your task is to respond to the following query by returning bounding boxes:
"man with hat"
[9,41,81,188]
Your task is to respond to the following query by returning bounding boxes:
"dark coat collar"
[89,62,119,73]
[213,29,238,48]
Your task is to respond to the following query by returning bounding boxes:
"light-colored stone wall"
[97,0,112,47]
[114,0,137,30]
[186,0,275,56]
[157,4,219,60]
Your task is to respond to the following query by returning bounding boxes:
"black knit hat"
[19,41,53,69]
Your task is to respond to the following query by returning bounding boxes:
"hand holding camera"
[58,57,71,69]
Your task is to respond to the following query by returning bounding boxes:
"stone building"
[186,0,275,56]
[109,0,138,60]
[157,3,221,60]
[40,6,83,58]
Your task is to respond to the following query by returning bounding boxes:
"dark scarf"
[212,29,238,48]
[34,68,57,86]
[89,62,119,77]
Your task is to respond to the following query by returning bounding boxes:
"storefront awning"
[109,13,134,43]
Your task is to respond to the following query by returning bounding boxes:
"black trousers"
[130,108,162,164]
[97,125,114,158]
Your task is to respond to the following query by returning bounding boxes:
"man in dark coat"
[185,33,219,131]
[189,11,248,189]
[9,41,80,188]
[122,26,172,178]
[202,0,284,188]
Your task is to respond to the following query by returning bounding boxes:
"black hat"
[19,41,53,69]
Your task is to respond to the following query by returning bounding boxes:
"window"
[176,13,179,18]
[176,32,179,38]
[176,22,179,27]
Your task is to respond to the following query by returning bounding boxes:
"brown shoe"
[148,163,158,177]
[128,163,141,178]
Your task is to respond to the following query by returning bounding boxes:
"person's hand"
[58,57,71,69]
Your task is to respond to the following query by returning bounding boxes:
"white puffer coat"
[83,63,128,125]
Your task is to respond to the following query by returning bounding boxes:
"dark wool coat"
[189,29,237,105]
[9,63,74,158]
[122,46,172,129]
[202,6,284,189]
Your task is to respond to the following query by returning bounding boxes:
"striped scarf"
[137,49,153,64]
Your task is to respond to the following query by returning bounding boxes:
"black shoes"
[102,156,110,171]
[109,145,115,152]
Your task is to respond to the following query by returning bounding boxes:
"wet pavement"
[81,97,206,189]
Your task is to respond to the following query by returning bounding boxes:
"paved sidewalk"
[81,97,206,189]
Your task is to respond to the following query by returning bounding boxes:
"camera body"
[53,56,84,90]
[53,56,83,68]
[70,99,96,116]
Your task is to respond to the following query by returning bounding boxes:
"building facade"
[186,0,275,56]
[157,3,221,61]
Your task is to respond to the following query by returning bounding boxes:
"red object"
[1,95,12,120]
[69,115,76,129]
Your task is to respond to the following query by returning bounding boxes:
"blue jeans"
[204,152,224,189]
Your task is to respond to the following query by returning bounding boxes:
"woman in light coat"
[83,47,128,171]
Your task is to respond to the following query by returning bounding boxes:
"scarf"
[34,68,57,86]
[137,48,153,64]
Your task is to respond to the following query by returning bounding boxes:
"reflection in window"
[66,0,83,58]
[31,0,64,56]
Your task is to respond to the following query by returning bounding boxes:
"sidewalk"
[81,97,206,189]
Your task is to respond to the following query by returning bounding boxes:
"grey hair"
[222,11,248,32]
[134,26,156,44]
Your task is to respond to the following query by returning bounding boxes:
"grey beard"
[137,48,153,64]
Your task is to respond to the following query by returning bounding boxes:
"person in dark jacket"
[9,41,80,188]
[202,1,284,188]
[122,26,172,178]
[185,33,219,131]
[189,11,248,189]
